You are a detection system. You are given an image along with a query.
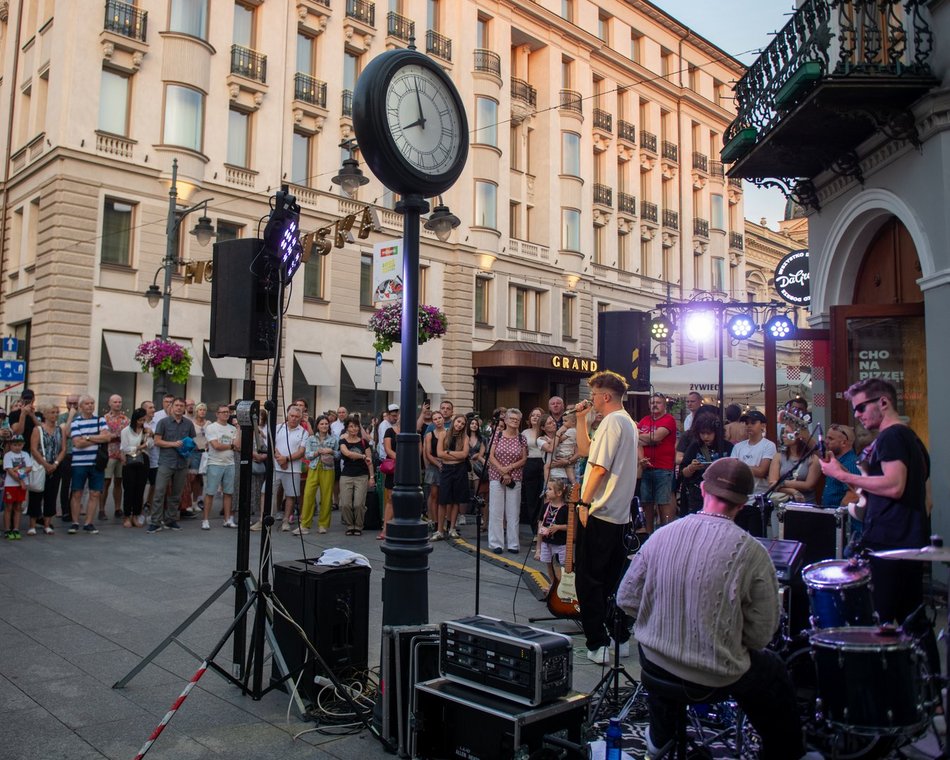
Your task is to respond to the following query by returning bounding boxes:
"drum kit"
[778,536,949,758]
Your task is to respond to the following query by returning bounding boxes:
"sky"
[652,0,797,229]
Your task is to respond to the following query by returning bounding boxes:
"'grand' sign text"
[551,356,599,372]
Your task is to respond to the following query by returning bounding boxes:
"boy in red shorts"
[4,434,33,539]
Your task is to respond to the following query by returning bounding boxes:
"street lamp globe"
[424,204,461,242]
[145,284,162,308]
[189,215,217,247]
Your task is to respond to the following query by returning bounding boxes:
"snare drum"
[811,627,934,735]
[802,559,874,629]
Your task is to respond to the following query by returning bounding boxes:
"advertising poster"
[373,239,403,305]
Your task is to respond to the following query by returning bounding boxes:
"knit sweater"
[617,513,779,687]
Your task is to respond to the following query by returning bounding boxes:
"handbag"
[94,443,109,471]
[28,464,46,493]
[198,451,209,475]
[379,458,395,475]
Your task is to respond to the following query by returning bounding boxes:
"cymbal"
[873,546,950,562]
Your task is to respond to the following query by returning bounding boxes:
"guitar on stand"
[546,484,580,619]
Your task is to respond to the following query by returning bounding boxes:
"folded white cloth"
[315,548,371,568]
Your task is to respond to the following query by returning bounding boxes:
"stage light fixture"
[263,188,302,278]
[684,311,716,342]
[650,316,673,341]
[765,312,795,339]
[726,313,757,340]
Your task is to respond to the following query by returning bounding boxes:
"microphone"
[817,424,826,459]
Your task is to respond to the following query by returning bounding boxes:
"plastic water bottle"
[605,717,623,760]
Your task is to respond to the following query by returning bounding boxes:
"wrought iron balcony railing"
[342,89,353,117]
[661,141,678,162]
[559,89,582,114]
[640,130,657,154]
[593,184,613,207]
[426,29,452,61]
[730,231,744,250]
[231,45,266,83]
[474,49,501,76]
[662,209,679,231]
[294,73,327,108]
[618,192,637,216]
[593,108,612,132]
[729,177,743,189]
[710,160,725,179]
[693,218,709,238]
[618,120,636,144]
[104,0,147,42]
[692,152,708,172]
[346,0,376,27]
[511,78,537,107]
[387,11,414,42]
[641,201,658,223]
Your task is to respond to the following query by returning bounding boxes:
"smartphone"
[423,398,431,407]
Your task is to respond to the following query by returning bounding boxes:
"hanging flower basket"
[135,339,192,385]
[369,303,448,354]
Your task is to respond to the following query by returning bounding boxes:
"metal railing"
[342,89,353,117]
[104,0,147,42]
[559,89,582,114]
[386,11,413,41]
[511,78,537,107]
[641,200,658,223]
[294,73,327,108]
[693,218,709,238]
[618,192,637,216]
[230,45,266,83]
[474,49,500,76]
[593,184,613,207]
[692,151,708,172]
[640,130,657,153]
[710,160,725,179]
[426,29,452,61]
[661,140,678,162]
[662,209,679,230]
[729,231,744,250]
[593,108,612,132]
[729,177,743,189]
[618,120,636,143]
[346,0,376,27]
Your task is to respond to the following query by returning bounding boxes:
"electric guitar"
[546,484,580,619]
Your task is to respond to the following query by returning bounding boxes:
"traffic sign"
[375,351,383,367]
[374,365,382,385]
[2,337,18,354]
[0,360,25,382]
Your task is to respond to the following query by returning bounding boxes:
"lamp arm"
[169,198,216,238]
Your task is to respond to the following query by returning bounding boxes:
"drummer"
[819,377,930,625]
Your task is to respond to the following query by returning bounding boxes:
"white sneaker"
[201,520,210,530]
[26,528,36,536]
[586,646,610,665]
[292,526,310,536]
[44,526,54,535]
[223,518,237,528]
[250,520,263,532]
[456,515,467,526]
[136,514,145,526]
[280,522,290,532]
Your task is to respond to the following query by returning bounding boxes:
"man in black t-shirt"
[8,389,38,446]
[820,377,930,624]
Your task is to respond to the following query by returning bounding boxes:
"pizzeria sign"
[774,249,810,305]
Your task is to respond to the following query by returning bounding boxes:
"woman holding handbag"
[119,409,152,527]
[378,417,399,540]
[28,407,66,535]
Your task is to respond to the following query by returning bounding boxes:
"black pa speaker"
[597,311,651,393]
[209,238,279,359]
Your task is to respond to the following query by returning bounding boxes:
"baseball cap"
[387,404,400,412]
[702,458,754,506]
[21,389,35,401]
[740,410,767,424]
[10,434,24,443]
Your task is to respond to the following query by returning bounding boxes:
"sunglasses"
[852,397,881,415]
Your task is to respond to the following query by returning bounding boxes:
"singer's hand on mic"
[574,399,592,417]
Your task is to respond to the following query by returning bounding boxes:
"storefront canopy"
[650,359,768,398]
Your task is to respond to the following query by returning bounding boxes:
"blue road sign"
[2,337,17,354]
[375,351,383,367]
[0,360,25,382]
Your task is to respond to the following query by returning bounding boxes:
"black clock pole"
[381,193,433,627]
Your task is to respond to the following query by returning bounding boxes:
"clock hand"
[413,77,427,129]
[402,117,425,130]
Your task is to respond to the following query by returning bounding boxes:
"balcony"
[641,201,658,224]
[104,0,146,42]
[662,209,679,231]
[693,218,709,238]
[342,89,353,117]
[593,108,612,133]
[559,89,583,115]
[618,120,637,144]
[723,0,937,197]
[511,78,537,124]
[692,152,708,172]
[474,49,500,76]
[426,29,452,62]
[618,192,637,216]
[386,11,414,43]
[710,160,725,179]
[593,183,613,207]
[640,130,657,154]
[729,231,745,251]
[231,45,266,83]
[661,141,678,162]
[345,0,375,27]
[294,73,327,108]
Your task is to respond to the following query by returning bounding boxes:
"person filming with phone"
[679,414,733,514]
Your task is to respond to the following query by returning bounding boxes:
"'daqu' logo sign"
[774,249,810,305]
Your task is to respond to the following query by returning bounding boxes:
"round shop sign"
[774,249,810,305]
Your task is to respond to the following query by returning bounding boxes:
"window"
[509,201,521,239]
[304,252,324,299]
[597,13,609,44]
[101,199,134,266]
[712,257,725,293]
[688,64,699,91]
[474,181,497,229]
[163,85,204,152]
[169,0,207,38]
[562,294,575,338]
[511,286,540,331]
[713,79,724,106]
[510,125,521,170]
[233,2,254,47]
[561,208,580,251]
[474,97,497,147]
[711,194,725,230]
[630,29,642,63]
[561,131,580,176]
[560,0,573,22]
[561,56,572,88]
[593,225,605,264]
[360,253,373,307]
[476,15,489,48]
[291,132,311,185]
[640,240,650,274]
[227,109,249,167]
[344,51,359,91]
[99,69,129,136]
[475,276,490,324]
[297,33,314,74]
[427,0,440,30]
[216,221,242,242]
[618,232,629,271]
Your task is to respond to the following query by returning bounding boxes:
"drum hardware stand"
[589,595,644,723]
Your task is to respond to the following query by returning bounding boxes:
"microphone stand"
[472,414,502,615]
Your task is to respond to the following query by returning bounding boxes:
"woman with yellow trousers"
[295,415,338,535]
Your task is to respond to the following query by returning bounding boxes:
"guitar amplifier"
[777,502,849,568]
[440,616,572,706]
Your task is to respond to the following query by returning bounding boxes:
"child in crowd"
[534,480,569,581]
[555,412,578,486]
[3,434,33,539]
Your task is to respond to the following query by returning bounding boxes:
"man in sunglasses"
[820,377,930,626]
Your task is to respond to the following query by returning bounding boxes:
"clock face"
[385,64,463,176]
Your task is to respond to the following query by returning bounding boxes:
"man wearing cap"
[729,409,776,535]
[377,404,398,460]
[618,458,814,759]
